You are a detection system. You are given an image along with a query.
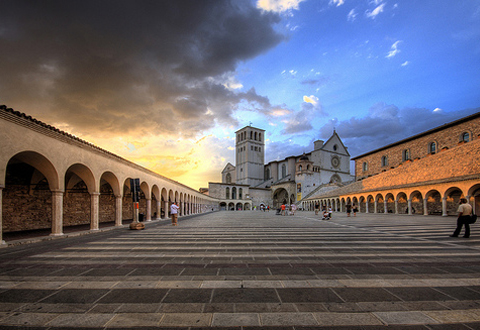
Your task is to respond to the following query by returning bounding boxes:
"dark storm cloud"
[0,0,284,136]
[319,103,480,158]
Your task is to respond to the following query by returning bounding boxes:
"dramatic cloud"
[281,95,326,134]
[257,0,306,13]
[0,0,284,138]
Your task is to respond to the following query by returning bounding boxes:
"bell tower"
[235,125,265,186]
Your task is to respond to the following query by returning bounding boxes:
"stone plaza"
[1,211,480,329]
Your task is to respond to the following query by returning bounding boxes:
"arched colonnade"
[302,181,480,216]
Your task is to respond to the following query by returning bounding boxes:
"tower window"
[461,132,470,142]
[402,149,410,161]
[429,142,436,154]
[362,162,368,172]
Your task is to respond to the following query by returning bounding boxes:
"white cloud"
[303,95,319,107]
[257,0,306,13]
[386,40,402,58]
[347,9,357,21]
[366,3,386,19]
[329,0,345,7]
[401,61,409,66]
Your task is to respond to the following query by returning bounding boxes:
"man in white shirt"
[450,198,473,238]
[170,202,180,226]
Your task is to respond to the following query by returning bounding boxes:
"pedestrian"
[290,203,297,216]
[450,198,473,238]
[352,204,358,217]
[267,205,270,212]
[314,202,320,215]
[170,202,179,226]
[281,203,286,216]
[346,203,352,217]
[328,206,333,219]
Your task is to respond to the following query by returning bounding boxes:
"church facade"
[209,125,354,210]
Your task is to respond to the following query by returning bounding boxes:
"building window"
[232,187,237,199]
[239,188,243,199]
[250,131,253,139]
[381,156,388,167]
[226,173,231,184]
[259,147,261,152]
[282,164,286,178]
[265,168,270,180]
[461,132,470,142]
[255,146,258,151]
[226,187,230,199]
[429,142,436,154]
[298,165,302,171]
[362,162,368,172]
[254,132,257,140]
[333,144,338,151]
[402,149,410,161]
[259,133,262,141]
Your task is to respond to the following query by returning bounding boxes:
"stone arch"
[444,187,463,216]
[220,202,227,210]
[64,163,96,230]
[236,202,243,210]
[3,151,59,236]
[359,196,366,213]
[228,202,235,210]
[374,194,384,213]
[99,171,120,226]
[273,188,289,209]
[468,184,480,215]
[385,193,395,213]
[425,189,442,215]
[396,192,408,214]
[409,190,423,215]
[367,195,374,213]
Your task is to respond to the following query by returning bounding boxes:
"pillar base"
[50,233,64,237]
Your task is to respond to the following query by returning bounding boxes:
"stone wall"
[355,115,480,179]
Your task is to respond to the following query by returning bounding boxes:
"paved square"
[1,211,480,329]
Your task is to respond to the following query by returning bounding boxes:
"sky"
[1,0,479,190]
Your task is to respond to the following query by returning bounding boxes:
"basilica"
[208,125,354,210]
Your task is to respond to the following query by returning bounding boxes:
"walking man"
[450,198,473,238]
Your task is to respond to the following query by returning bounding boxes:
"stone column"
[156,200,161,219]
[51,190,64,236]
[91,192,100,230]
[395,200,399,214]
[374,201,378,213]
[408,199,412,215]
[365,201,369,214]
[442,197,448,216]
[0,185,5,244]
[164,201,169,219]
[384,200,388,214]
[423,198,428,215]
[115,195,122,226]
[146,199,152,221]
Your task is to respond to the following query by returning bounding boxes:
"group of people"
[279,203,297,216]
[314,202,333,220]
